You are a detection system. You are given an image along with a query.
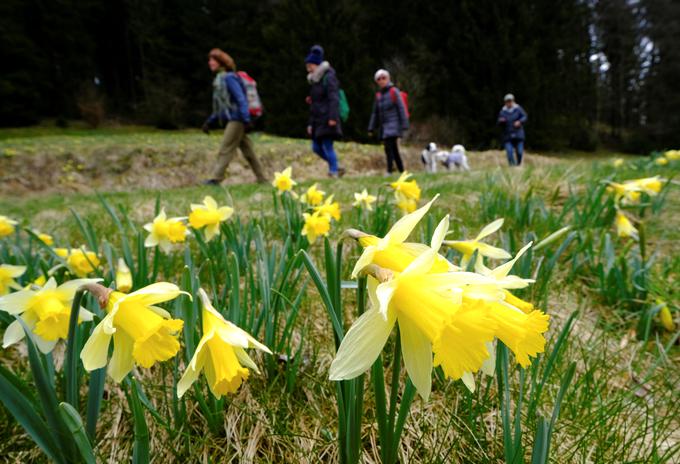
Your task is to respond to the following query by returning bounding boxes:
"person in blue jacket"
[202,48,266,185]
[497,93,528,166]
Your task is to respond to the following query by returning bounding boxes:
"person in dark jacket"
[202,48,266,185]
[305,45,344,178]
[368,69,409,174]
[497,93,528,166]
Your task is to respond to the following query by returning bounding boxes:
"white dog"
[443,144,470,171]
[421,142,450,173]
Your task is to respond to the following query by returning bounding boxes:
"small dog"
[443,144,470,171]
[421,142,450,173]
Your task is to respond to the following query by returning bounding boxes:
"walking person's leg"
[321,137,339,175]
[392,138,405,172]
[515,140,524,165]
[239,133,267,183]
[383,138,395,173]
[312,138,328,162]
[504,141,516,166]
[210,122,244,182]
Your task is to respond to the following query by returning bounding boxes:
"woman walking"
[305,45,345,178]
[368,69,409,174]
[497,93,528,166]
[202,48,266,185]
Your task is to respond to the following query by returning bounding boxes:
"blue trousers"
[504,139,524,166]
[312,137,338,175]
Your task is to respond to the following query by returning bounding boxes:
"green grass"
[0,127,678,463]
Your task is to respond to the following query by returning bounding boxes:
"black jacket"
[308,63,343,139]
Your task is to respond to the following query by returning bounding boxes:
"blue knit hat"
[305,45,324,65]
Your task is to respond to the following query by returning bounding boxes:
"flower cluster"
[389,171,421,214]
[331,198,550,398]
[606,176,665,239]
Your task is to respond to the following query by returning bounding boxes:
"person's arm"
[394,88,409,131]
[368,96,378,133]
[325,72,341,123]
[226,74,250,123]
[518,106,528,124]
[497,109,507,124]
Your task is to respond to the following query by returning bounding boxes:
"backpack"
[322,74,350,123]
[236,71,263,120]
[376,87,410,119]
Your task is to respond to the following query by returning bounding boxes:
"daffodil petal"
[490,242,533,279]
[108,331,135,383]
[461,372,476,392]
[0,290,33,315]
[399,317,433,400]
[2,319,25,348]
[475,218,504,241]
[351,246,376,279]
[177,346,206,398]
[34,335,57,354]
[80,320,113,371]
[387,196,438,244]
[329,308,396,381]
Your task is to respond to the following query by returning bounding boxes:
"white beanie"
[504,93,515,102]
[374,69,390,82]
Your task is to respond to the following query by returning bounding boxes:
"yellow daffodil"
[302,212,331,244]
[655,157,668,166]
[657,299,675,331]
[188,196,233,241]
[55,247,101,277]
[0,216,18,238]
[300,183,325,206]
[390,171,421,201]
[115,258,133,293]
[144,209,189,253]
[613,158,625,168]
[34,232,54,246]
[615,211,638,240]
[80,282,186,382]
[0,264,26,295]
[395,195,418,214]
[333,216,548,396]
[0,277,100,353]
[627,176,663,196]
[607,176,664,205]
[314,195,341,221]
[443,219,511,270]
[272,166,297,193]
[178,289,271,398]
[33,275,46,287]
[350,196,454,279]
[664,150,680,161]
[353,189,377,211]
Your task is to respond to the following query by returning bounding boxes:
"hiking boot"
[337,167,346,178]
[203,179,221,186]
[328,172,339,179]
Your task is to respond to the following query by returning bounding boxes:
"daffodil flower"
[332,216,498,399]
[0,216,18,238]
[443,218,511,270]
[352,189,377,211]
[0,264,26,296]
[395,195,418,214]
[0,277,100,353]
[143,209,189,253]
[54,247,101,277]
[188,196,234,241]
[80,282,186,382]
[664,150,680,161]
[350,195,454,279]
[615,211,638,240]
[34,232,54,246]
[626,176,663,196]
[607,176,664,205]
[178,289,271,398]
[115,258,133,293]
[389,171,421,201]
[657,299,675,331]
[655,157,668,166]
[314,195,341,221]
[613,158,624,168]
[272,166,297,193]
[302,211,331,244]
[300,183,325,206]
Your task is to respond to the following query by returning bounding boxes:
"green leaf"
[58,402,96,464]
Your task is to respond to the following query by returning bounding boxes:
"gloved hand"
[201,121,210,134]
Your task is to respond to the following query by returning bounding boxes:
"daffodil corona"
[272,166,297,193]
[188,196,234,241]
[144,209,189,253]
[80,282,186,382]
[55,247,101,277]
[301,183,325,206]
[0,277,100,353]
[314,195,341,221]
[178,289,271,398]
[302,211,331,244]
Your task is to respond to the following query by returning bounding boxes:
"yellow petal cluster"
[272,166,297,193]
[188,196,233,241]
[301,183,325,206]
[615,211,637,240]
[144,209,188,253]
[314,195,341,221]
[664,149,680,161]
[115,258,133,293]
[302,212,331,244]
[177,289,271,398]
[55,247,101,277]
[0,216,18,238]
[0,264,26,296]
[390,172,421,215]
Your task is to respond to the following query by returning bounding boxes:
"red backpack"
[376,87,410,119]
[236,71,263,119]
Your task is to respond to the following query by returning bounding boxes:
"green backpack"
[323,74,350,123]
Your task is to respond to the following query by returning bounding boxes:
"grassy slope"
[0,127,678,463]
